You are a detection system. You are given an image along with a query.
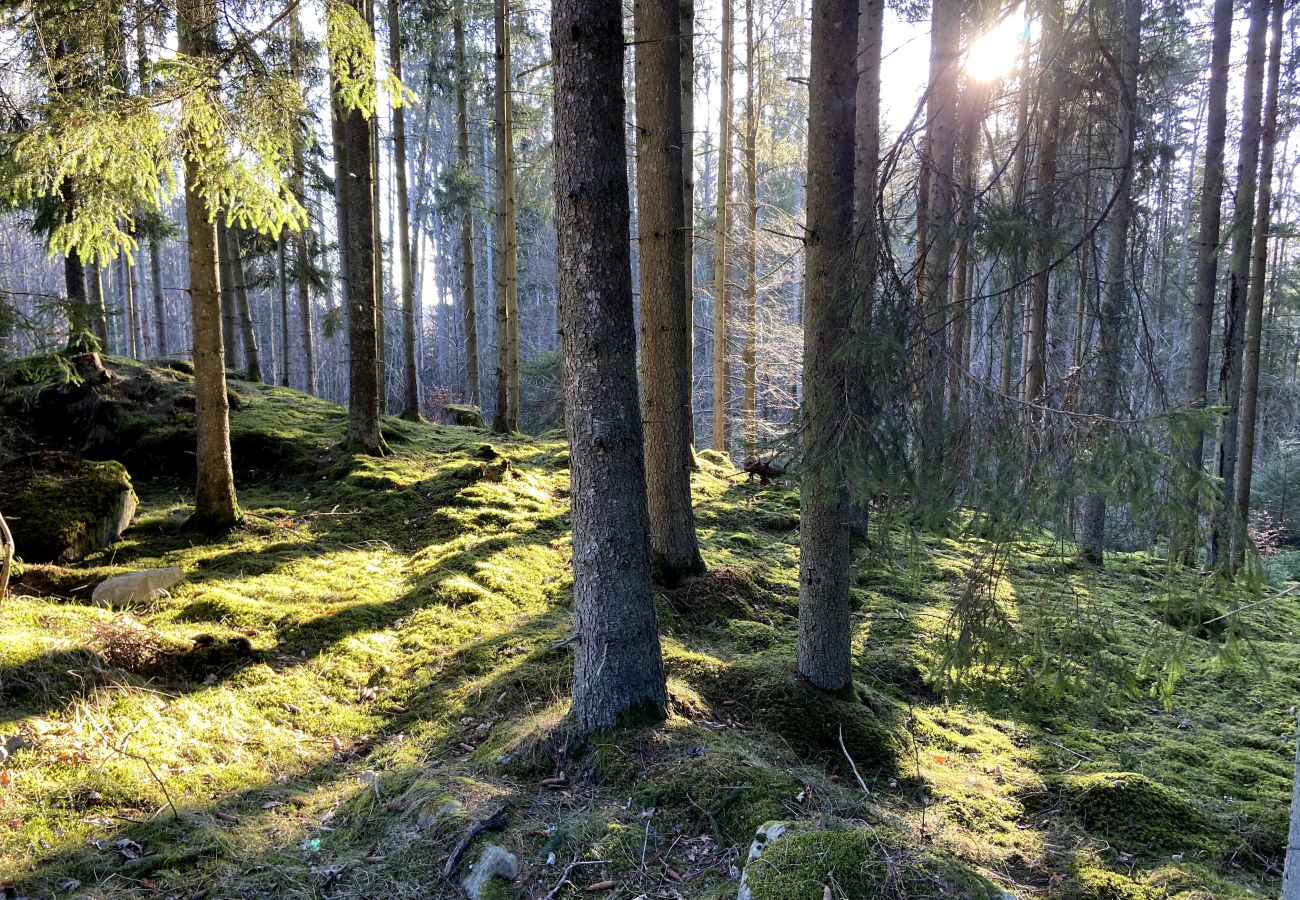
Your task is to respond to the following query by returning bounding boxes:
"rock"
[92,567,184,609]
[460,844,518,900]
[0,452,137,562]
[443,404,486,428]
[737,821,790,900]
[416,796,465,831]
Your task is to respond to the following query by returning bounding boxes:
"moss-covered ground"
[0,357,1294,898]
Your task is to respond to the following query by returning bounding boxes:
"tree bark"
[389,0,420,419]
[1000,45,1032,397]
[228,226,263,381]
[796,0,857,693]
[88,262,109,349]
[278,234,290,386]
[740,0,759,456]
[1208,0,1268,570]
[454,12,481,409]
[552,0,667,733]
[710,0,734,454]
[1231,0,1283,566]
[681,0,697,452]
[289,3,316,395]
[635,0,706,586]
[492,0,520,432]
[1173,0,1232,563]
[178,0,240,531]
[1080,0,1141,565]
[333,0,387,454]
[217,221,239,365]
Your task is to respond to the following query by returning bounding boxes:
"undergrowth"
[0,356,1292,898]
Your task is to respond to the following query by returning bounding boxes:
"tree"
[331,0,387,455]
[493,0,520,433]
[711,0,734,454]
[1208,0,1268,569]
[178,0,241,531]
[797,0,858,693]
[680,0,697,452]
[740,0,760,456]
[1174,0,1232,563]
[227,226,263,381]
[389,0,420,420]
[635,0,706,586]
[454,11,481,409]
[552,0,667,732]
[289,4,317,395]
[1080,0,1142,565]
[1233,0,1284,564]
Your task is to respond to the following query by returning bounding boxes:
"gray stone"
[92,567,184,609]
[460,844,518,900]
[737,821,790,900]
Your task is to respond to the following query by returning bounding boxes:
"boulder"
[0,452,137,562]
[737,821,790,900]
[92,567,185,609]
[443,404,486,428]
[460,844,518,900]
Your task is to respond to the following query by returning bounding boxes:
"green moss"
[1067,866,1158,900]
[1059,772,1219,855]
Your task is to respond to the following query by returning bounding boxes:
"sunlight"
[965,13,1028,82]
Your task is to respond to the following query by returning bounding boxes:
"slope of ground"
[0,356,1293,899]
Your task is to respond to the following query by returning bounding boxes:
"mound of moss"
[0,451,136,562]
[741,827,1002,900]
[1059,772,1218,855]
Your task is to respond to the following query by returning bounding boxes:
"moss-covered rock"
[741,827,1002,900]
[443,404,486,428]
[1058,772,1218,855]
[0,452,136,562]
[1066,866,1158,900]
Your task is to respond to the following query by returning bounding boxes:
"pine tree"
[389,0,420,420]
[454,11,481,409]
[553,0,667,732]
[711,0,734,454]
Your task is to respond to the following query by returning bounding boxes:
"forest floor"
[0,356,1295,899]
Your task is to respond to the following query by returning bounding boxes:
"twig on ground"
[542,858,607,900]
[838,724,871,795]
[442,805,508,879]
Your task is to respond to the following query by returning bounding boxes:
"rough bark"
[635,0,706,585]
[1231,0,1283,566]
[227,227,263,381]
[454,13,481,408]
[1173,0,1232,563]
[389,0,420,419]
[1080,0,1141,565]
[492,0,520,432]
[740,0,759,455]
[278,234,290,386]
[796,0,857,693]
[552,0,667,733]
[710,0,734,454]
[333,0,386,454]
[88,262,110,349]
[681,0,696,451]
[178,0,240,531]
[217,221,239,365]
[289,3,316,395]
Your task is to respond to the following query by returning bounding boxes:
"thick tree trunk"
[681,0,696,451]
[552,0,667,733]
[389,0,420,419]
[333,0,387,454]
[1080,0,1141,565]
[1023,0,1062,408]
[711,0,733,454]
[454,13,481,409]
[1208,0,1268,570]
[63,250,91,350]
[1232,0,1283,566]
[635,0,706,586]
[492,0,520,432]
[278,235,290,386]
[178,0,240,531]
[796,0,857,693]
[1174,0,1232,563]
[289,4,316,395]
[149,238,167,356]
[217,222,239,366]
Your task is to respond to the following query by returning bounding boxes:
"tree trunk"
[290,3,316,395]
[740,0,759,456]
[635,0,706,586]
[228,227,263,381]
[217,222,239,366]
[710,0,733,454]
[389,0,420,419]
[552,0,667,733]
[1000,46,1032,397]
[1174,0,1232,563]
[88,262,109,348]
[278,234,290,386]
[1080,0,1141,565]
[1023,0,1063,408]
[178,0,240,531]
[1208,0,1268,570]
[121,256,138,358]
[454,13,481,409]
[493,0,520,432]
[333,0,387,454]
[1231,0,1283,566]
[796,0,857,693]
[681,0,697,452]
[149,238,167,357]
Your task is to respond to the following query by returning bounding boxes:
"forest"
[1,0,1299,896]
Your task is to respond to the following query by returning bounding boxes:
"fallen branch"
[542,858,607,900]
[0,510,12,603]
[838,724,871,795]
[442,805,508,879]
[1201,583,1300,627]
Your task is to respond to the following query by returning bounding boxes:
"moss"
[1067,866,1158,900]
[1058,772,1219,855]
[743,828,1002,900]
[0,451,136,562]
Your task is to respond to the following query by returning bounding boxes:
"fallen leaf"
[215,811,239,824]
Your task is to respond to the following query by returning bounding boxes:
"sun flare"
[965,14,1027,82]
